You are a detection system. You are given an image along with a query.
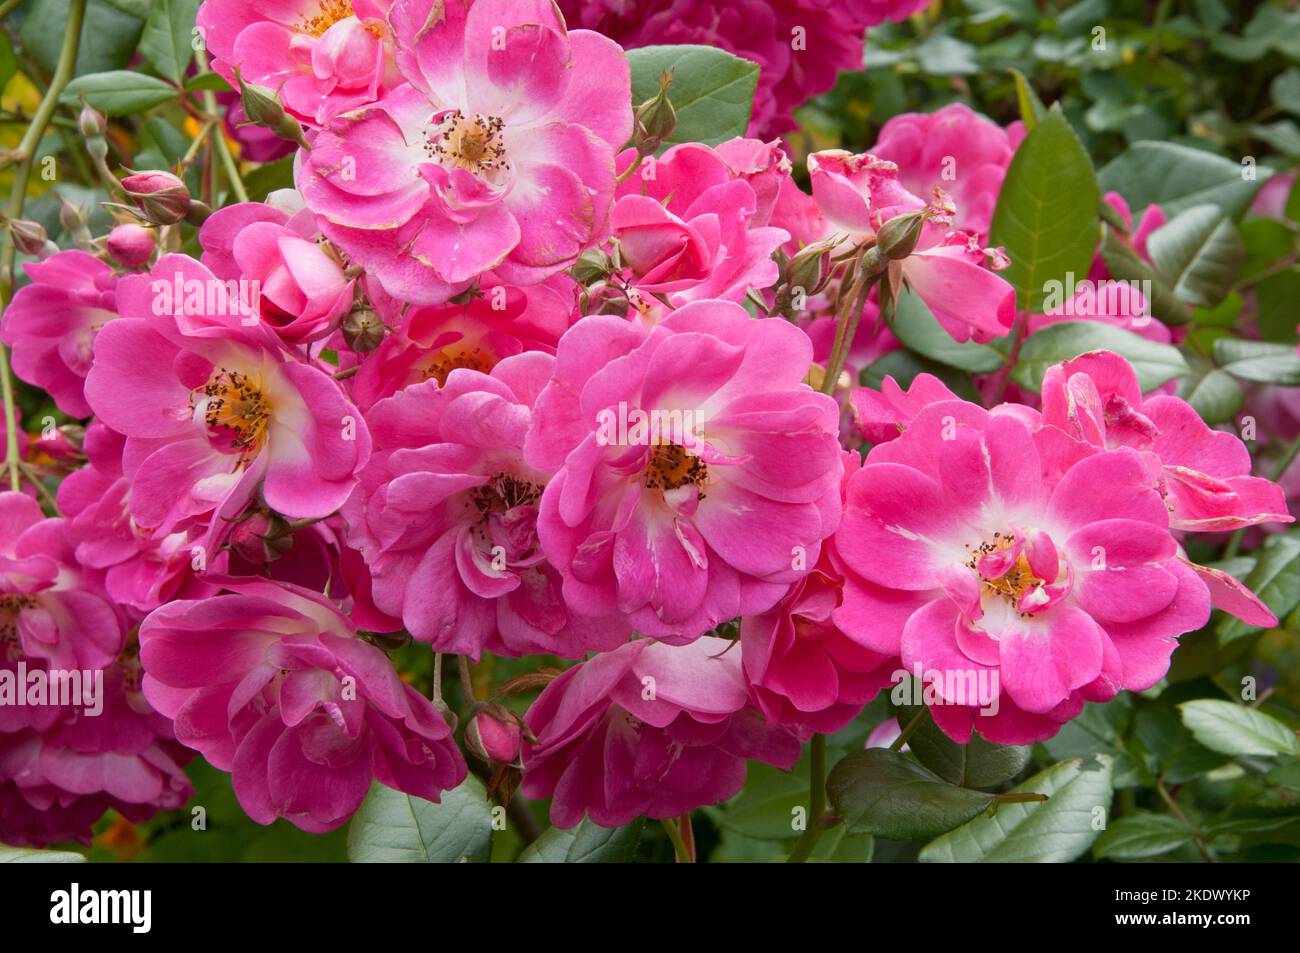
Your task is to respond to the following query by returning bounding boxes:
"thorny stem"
[1,0,88,493]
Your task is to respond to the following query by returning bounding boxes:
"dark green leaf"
[895,704,1031,789]
[347,778,494,863]
[1094,813,1193,860]
[890,288,1005,373]
[988,106,1099,312]
[518,817,644,863]
[1214,338,1300,385]
[627,45,758,148]
[1012,321,1189,392]
[141,0,200,85]
[919,755,1115,862]
[1098,142,1268,220]
[827,748,994,840]
[1146,205,1244,310]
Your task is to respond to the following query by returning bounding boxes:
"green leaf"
[826,748,994,840]
[1178,353,1243,425]
[0,32,17,92]
[1098,141,1267,220]
[1146,206,1244,310]
[1094,813,1193,860]
[0,844,86,863]
[185,72,232,93]
[1217,532,1300,643]
[859,350,981,403]
[889,288,1005,373]
[22,0,146,76]
[1041,697,1146,789]
[1011,321,1189,393]
[1213,338,1300,386]
[895,705,1031,789]
[627,45,758,148]
[518,818,644,863]
[61,71,176,116]
[1132,707,1228,784]
[988,106,1099,312]
[347,778,493,863]
[1255,268,1300,343]
[713,760,808,840]
[1179,700,1300,758]
[141,0,200,84]
[1098,225,1190,325]
[919,755,1115,863]
[1008,68,1044,131]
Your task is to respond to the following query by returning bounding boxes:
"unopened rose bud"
[78,104,107,139]
[7,218,58,259]
[342,304,386,353]
[229,511,293,564]
[121,170,193,226]
[580,282,630,318]
[875,211,926,260]
[466,704,523,766]
[785,239,835,295]
[571,248,611,285]
[236,70,310,150]
[105,223,155,269]
[633,70,676,156]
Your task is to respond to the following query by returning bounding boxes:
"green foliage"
[627,45,759,148]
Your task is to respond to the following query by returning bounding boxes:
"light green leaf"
[988,106,1099,312]
[1094,813,1193,860]
[627,45,758,148]
[1178,355,1243,425]
[1011,321,1189,392]
[0,844,86,863]
[1146,205,1244,310]
[1213,338,1300,386]
[1098,141,1267,220]
[141,0,201,84]
[827,748,994,840]
[1179,700,1300,758]
[61,71,177,116]
[518,818,644,863]
[890,288,1005,373]
[1217,532,1300,643]
[919,755,1115,863]
[347,778,493,863]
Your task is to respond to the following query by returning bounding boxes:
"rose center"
[645,443,708,493]
[419,347,494,387]
[471,473,542,519]
[297,0,355,37]
[426,110,509,178]
[199,367,271,457]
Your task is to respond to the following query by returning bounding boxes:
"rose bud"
[341,303,386,353]
[466,704,523,767]
[7,217,58,259]
[229,510,294,565]
[121,170,193,226]
[105,223,156,269]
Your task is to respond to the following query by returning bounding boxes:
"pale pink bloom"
[831,381,1214,744]
[522,636,800,828]
[198,0,400,126]
[806,150,1016,343]
[525,302,844,641]
[611,143,789,305]
[0,250,117,418]
[200,197,354,345]
[344,352,629,658]
[1250,172,1295,220]
[83,254,371,549]
[140,577,466,833]
[870,103,1025,237]
[298,0,631,303]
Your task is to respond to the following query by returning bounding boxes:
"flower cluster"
[0,0,1292,849]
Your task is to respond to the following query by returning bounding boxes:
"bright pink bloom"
[832,381,1215,744]
[742,544,896,733]
[348,276,572,409]
[0,250,117,418]
[1041,352,1292,534]
[200,198,355,345]
[298,0,631,303]
[870,103,1024,237]
[522,636,800,828]
[198,0,400,126]
[218,91,297,163]
[105,224,156,269]
[849,371,959,445]
[57,423,222,616]
[139,577,466,833]
[806,150,1016,343]
[83,254,371,548]
[1027,279,1170,344]
[344,352,628,658]
[0,492,122,675]
[611,143,789,306]
[526,303,844,641]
